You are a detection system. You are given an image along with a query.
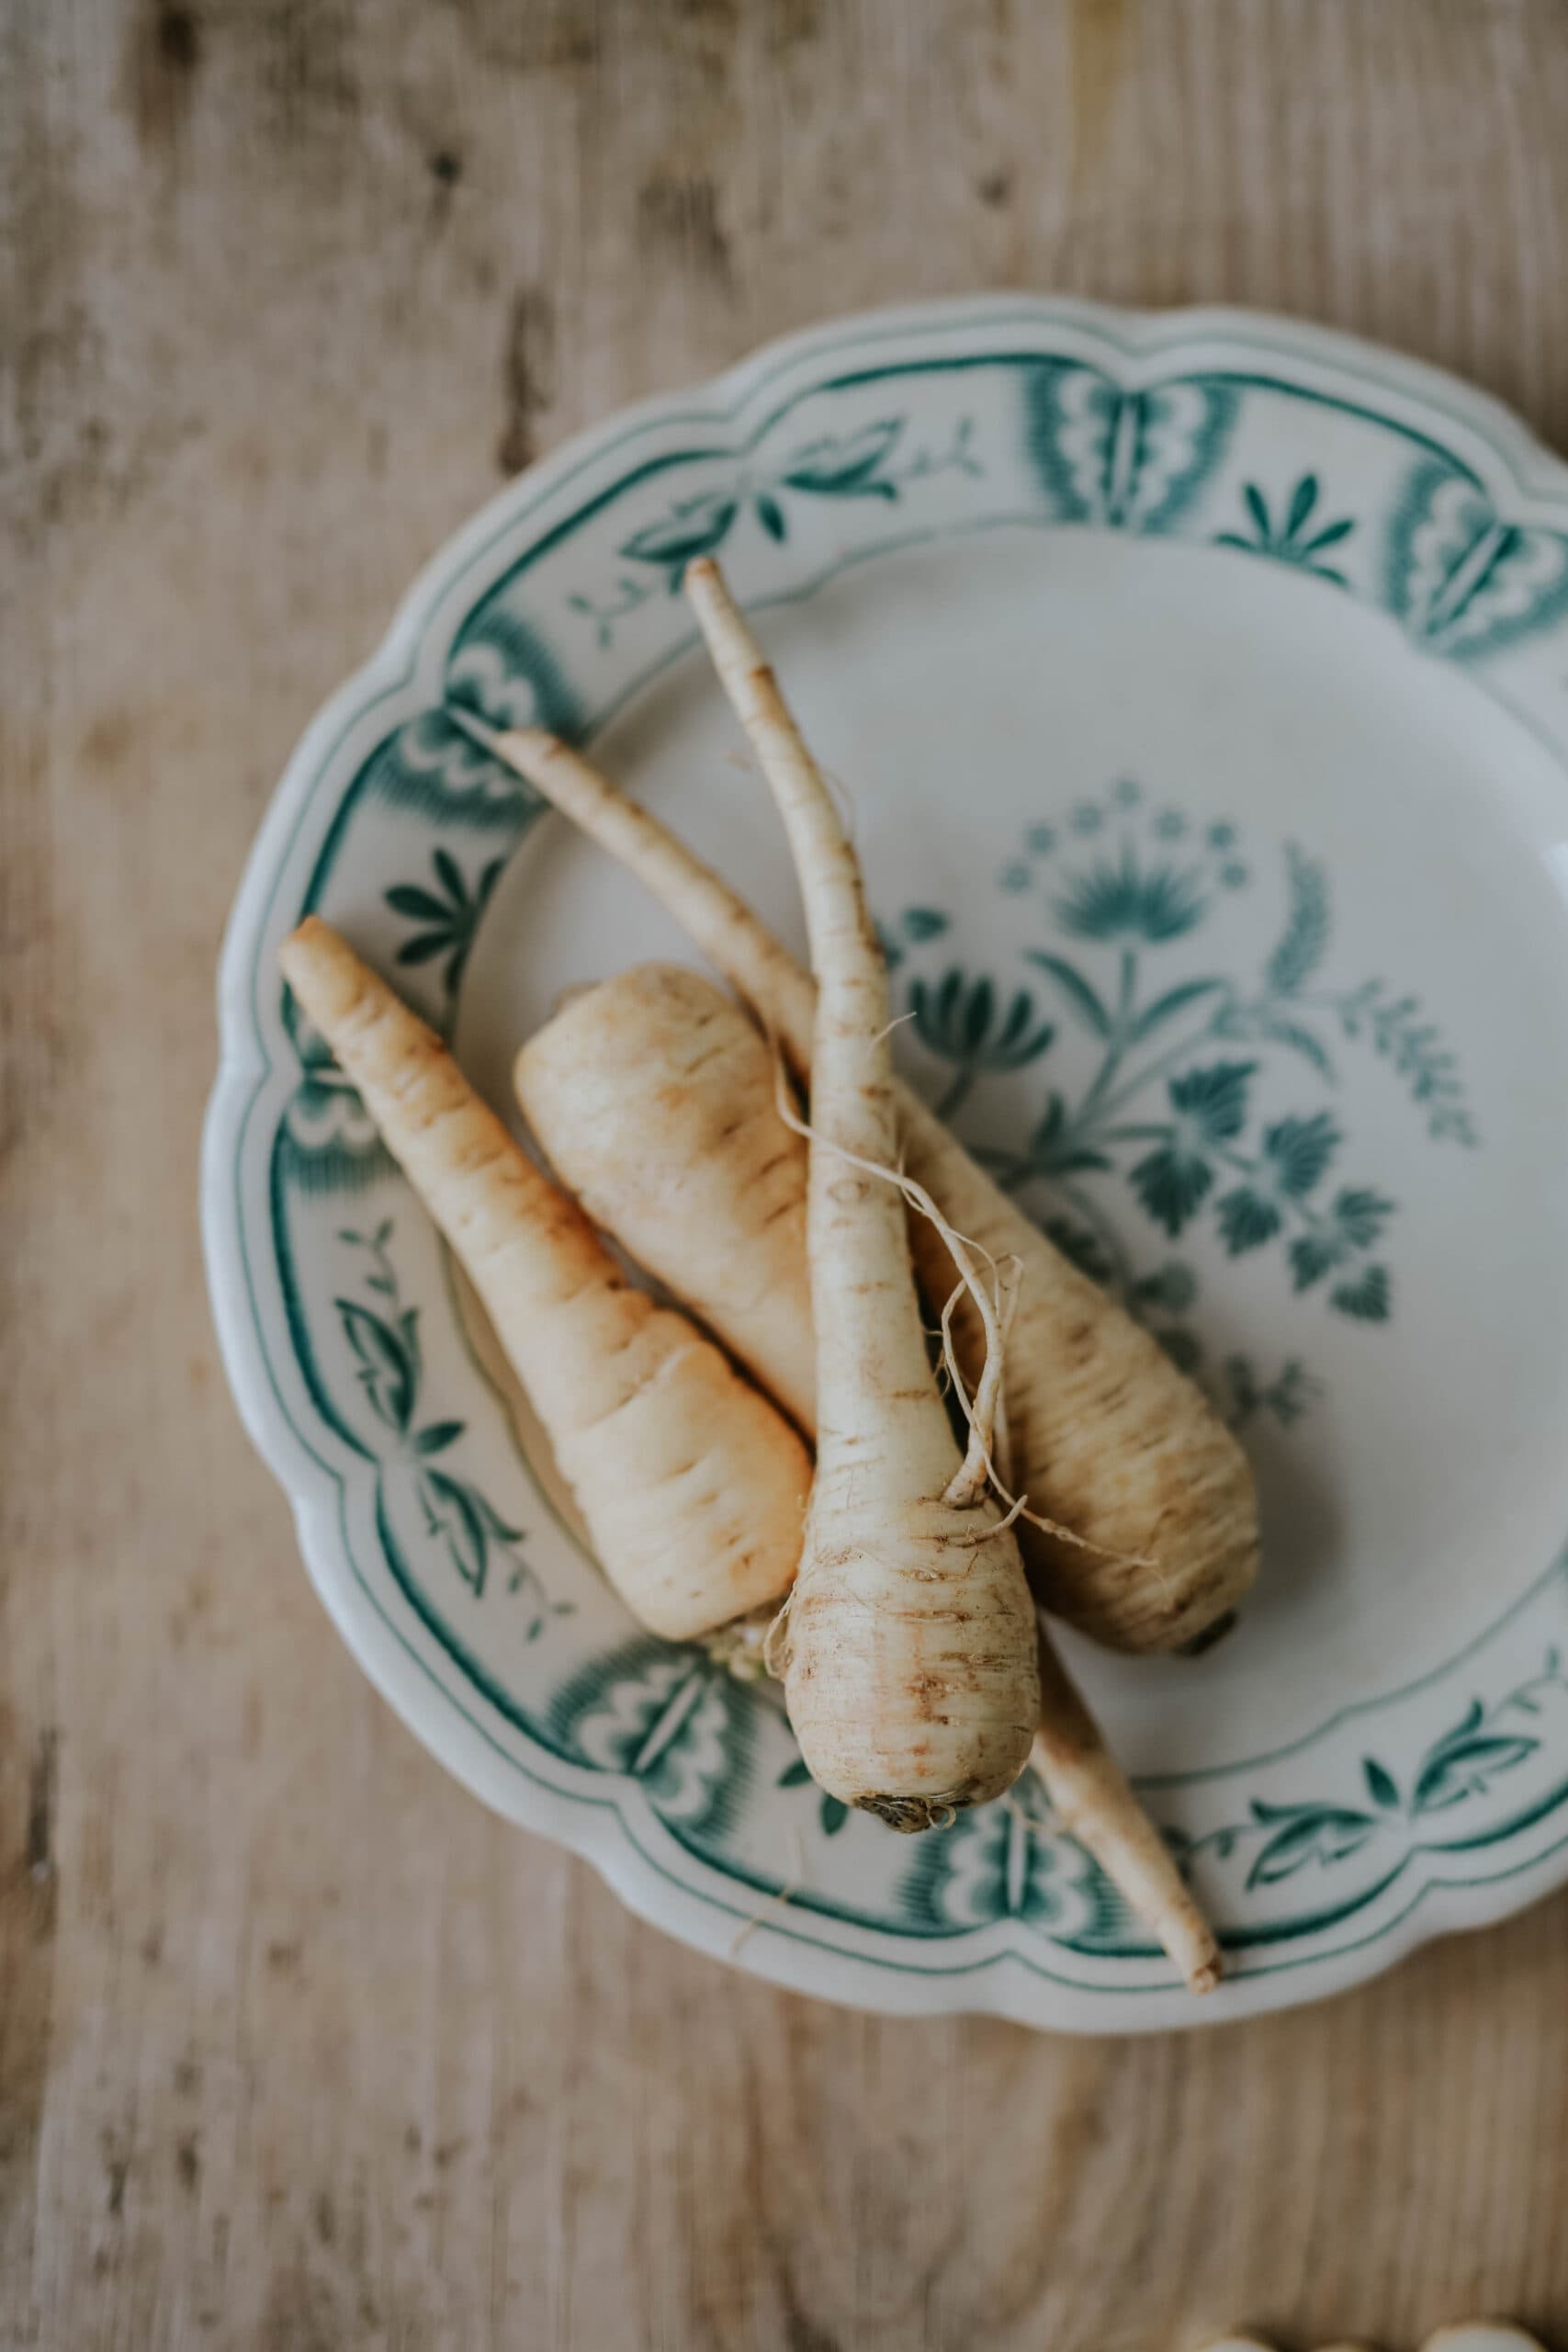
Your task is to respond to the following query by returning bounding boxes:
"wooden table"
[6,4,1568,2345]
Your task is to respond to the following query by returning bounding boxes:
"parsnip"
[484,702,1259,1659]
[681,558,1041,1831]
[521,959,1221,1985]
[516,963,814,1432]
[1032,1639,1220,1993]
[279,917,810,1642]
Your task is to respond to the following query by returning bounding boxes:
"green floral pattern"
[889,780,1477,1415]
[386,847,506,1015]
[1214,472,1357,582]
[897,1770,1111,1939]
[1181,1652,1567,1893]
[1024,364,1240,533]
[1384,458,1568,662]
[549,1638,756,1846]
[567,415,982,642]
[908,969,1055,1122]
[333,1226,570,1634]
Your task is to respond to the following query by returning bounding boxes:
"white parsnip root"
[279,917,810,1642]
[683,556,1041,1831]
[516,964,815,1432]
[521,957,1221,1985]
[1032,1636,1221,1994]
[482,717,1260,1657]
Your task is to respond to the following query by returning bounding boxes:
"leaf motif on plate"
[336,1297,417,1434]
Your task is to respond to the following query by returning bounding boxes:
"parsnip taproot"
[484,702,1259,1658]
[1032,1637,1221,1993]
[516,962,814,1432]
[681,558,1041,1830]
[279,917,810,1642]
[520,959,1220,1985]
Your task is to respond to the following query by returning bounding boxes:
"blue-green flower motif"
[1130,1061,1255,1237]
[1260,843,1330,1001]
[1268,1112,1341,1197]
[909,968,1055,1118]
[1331,1262,1392,1321]
[1055,843,1207,944]
[609,415,960,589]
[1025,822,1057,854]
[1022,362,1241,536]
[567,412,981,638]
[617,423,906,582]
[445,592,584,751]
[333,1228,568,1630]
[386,847,506,1001]
[883,791,1477,1404]
[1243,1799,1381,1888]
[1111,777,1141,808]
[879,905,953,970]
[1215,1186,1282,1255]
[619,490,739,582]
[1224,1355,1321,1430]
[1287,1188,1394,1316]
[1186,1657,1565,1897]
[1071,803,1103,834]
[778,416,904,499]
[1337,980,1478,1145]
[347,708,539,833]
[1132,1144,1213,1238]
[1333,1186,1394,1246]
[1286,1233,1337,1291]
[551,1641,753,1845]
[276,992,389,1188]
[998,859,1032,893]
[566,575,656,650]
[1213,1117,1337,1255]
[1384,457,1568,662]
[909,971,1054,1069]
[894,1771,1108,1935]
[1407,1696,1540,1814]
[1215,472,1357,582]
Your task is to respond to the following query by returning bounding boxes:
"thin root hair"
[729,1826,807,1956]
[767,1048,1010,1504]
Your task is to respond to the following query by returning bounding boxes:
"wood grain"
[5,2,1568,2345]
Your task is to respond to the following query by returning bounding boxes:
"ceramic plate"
[204,297,1568,2030]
